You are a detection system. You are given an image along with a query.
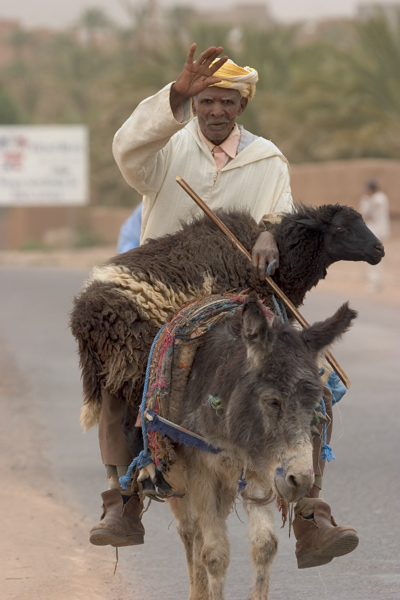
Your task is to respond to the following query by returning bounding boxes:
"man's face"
[193,87,248,146]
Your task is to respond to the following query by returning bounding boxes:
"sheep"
[70,203,384,439]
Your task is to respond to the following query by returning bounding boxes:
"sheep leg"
[242,478,278,600]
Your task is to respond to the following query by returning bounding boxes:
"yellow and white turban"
[210,59,258,101]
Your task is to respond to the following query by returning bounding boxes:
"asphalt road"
[1,265,399,600]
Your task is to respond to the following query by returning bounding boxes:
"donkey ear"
[241,297,270,361]
[300,303,357,355]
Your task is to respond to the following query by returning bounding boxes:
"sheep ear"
[293,216,325,231]
[300,303,357,355]
[241,297,271,363]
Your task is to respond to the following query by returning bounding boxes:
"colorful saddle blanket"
[144,293,273,468]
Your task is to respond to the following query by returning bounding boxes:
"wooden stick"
[176,175,351,389]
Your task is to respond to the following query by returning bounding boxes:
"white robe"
[113,83,294,243]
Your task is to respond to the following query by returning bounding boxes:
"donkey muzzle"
[274,456,314,503]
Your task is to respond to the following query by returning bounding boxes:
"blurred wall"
[2,158,399,250]
[291,158,400,213]
[2,206,133,250]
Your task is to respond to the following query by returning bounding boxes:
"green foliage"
[73,229,105,248]
[0,82,23,123]
[1,3,399,204]
[18,239,50,251]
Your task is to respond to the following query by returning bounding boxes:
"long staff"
[176,175,350,389]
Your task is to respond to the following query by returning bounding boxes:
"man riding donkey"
[89,43,359,568]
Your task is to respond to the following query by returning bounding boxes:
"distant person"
[360,180,390,291]
[117,203,142,253]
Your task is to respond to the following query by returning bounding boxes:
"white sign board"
[0,125,89,206]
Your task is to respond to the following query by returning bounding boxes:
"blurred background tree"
[0,2,398,206]
[0,81,23,123]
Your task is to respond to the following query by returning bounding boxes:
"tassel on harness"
[319,394,336,463]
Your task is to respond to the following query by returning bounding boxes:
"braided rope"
[119,325,166,489]
[320,393,336,463]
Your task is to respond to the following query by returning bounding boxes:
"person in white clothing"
[113,44,292,278]
[91,44,359,570]
[360,180,390,291]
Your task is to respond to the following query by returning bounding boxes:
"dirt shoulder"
[2,475,125,600]
[0,339,129,600]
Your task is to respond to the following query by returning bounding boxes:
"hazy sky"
[1,0,399,29]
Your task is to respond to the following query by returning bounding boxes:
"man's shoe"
[89,489,145,547]
[293,500,359,569]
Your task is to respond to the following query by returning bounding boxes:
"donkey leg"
[243,479,278,600]
[192,524,209,600]
[168,496,209,600]
[193,477,235,600]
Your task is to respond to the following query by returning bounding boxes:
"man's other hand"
[252,231,279,280]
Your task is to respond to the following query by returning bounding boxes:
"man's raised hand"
[170,44,228,110]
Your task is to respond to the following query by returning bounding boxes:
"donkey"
[159,296,357,600]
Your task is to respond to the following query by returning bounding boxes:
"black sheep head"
[295,205,385,265]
